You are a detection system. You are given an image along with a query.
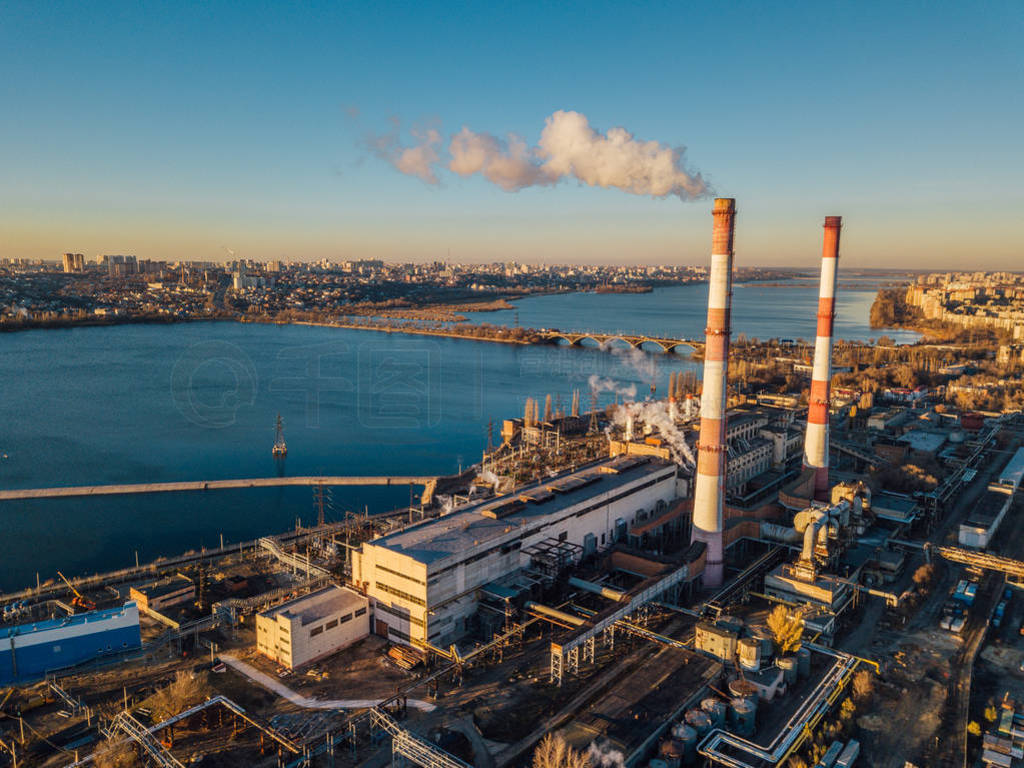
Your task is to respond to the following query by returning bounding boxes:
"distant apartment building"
[62,253,85,273]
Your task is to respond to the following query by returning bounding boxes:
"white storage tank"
[737,637,761,672]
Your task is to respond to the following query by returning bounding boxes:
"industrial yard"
[2,203,1024,768]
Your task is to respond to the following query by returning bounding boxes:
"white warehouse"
[352,456,678,648]
[256,585,369,670]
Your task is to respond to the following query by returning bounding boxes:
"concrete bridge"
[0,475,436,501]
[540,331,704,354]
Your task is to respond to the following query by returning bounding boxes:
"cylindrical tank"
[730,698,756,737]
[672,725,698,764]
[797,647,811,678]
[728,677,759,705]
[737,638,761,672]
[756,635,774,660]
[658,739,684,768]
[779,656,798,685]
[685,709,712,738]
[701,698,727,728]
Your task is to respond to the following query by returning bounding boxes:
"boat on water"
[272,413,287,457]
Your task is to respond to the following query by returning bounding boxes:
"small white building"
[256,586,369,670]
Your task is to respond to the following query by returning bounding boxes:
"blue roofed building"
[1,602,141,684]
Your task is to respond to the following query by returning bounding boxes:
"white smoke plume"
[606,345,656,384]
[367,120,443,184]
[611,399,696,468]
[587,741,627,768]
[370,110,709,199]
[588,374,637,400]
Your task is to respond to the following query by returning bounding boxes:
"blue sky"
[1,1,1021,266]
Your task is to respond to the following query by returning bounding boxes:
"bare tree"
[147,670,212,722]
[532,734,591,768]
[92,737,139,768]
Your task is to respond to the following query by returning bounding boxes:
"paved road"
[220,654,437,712]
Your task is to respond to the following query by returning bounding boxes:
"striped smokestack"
[691,197,736,588]
[804,216,842,501]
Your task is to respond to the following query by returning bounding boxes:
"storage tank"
[658,739,685,768]
[671,725,698,764]
[779,656,798,685]
[756,634,774,660]
[730,698,756,737]
[737,638,761,672]
[797,647,811,678]
[701,698,727,728]
[728,678,759,705]
[684,709,712,738]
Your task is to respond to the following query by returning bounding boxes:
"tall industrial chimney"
[804,216,842,501]
[691,198,736,588]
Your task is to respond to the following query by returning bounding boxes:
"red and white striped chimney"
[691,197,736,588]
[804,216,842,501]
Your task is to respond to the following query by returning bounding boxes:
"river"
[0,281,912,590]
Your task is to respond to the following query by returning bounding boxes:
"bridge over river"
[540,331,704,354]
[0,475,436,501]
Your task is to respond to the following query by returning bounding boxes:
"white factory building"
[256,585,369,670]
[352,456,679,648]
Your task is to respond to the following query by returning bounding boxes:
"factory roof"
[132,576,193,600]
[897,429,948,454]
[872,492,919,523]
[963,490,1012,529]
[260,585,365,627]
[2,602,138,639]
[367,456,675,565]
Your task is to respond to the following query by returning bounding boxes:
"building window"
[355,607,367,617]
[310,626,324,637]
[375,582,426,607]
[325,619,338,630]
[339,613,353,624]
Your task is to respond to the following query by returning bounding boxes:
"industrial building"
[352,455,678,647]
[256,585,369,670]
[0,602,141,684]
[129,574,194,613]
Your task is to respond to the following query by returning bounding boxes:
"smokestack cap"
[713,198,736,213]
[824,216,842,228]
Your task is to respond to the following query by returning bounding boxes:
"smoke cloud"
[369,110,709,199]
[611,400,696,468]
[367,121,443,184]
[588,374,637,400]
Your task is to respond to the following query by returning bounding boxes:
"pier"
[0,475,435,501]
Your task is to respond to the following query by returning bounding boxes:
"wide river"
[0,281,914,590]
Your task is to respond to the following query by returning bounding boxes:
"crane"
[57,571,96,611]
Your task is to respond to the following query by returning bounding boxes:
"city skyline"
[1,1,1021,267]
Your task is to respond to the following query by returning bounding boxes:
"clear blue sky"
[1,1,1021,267]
